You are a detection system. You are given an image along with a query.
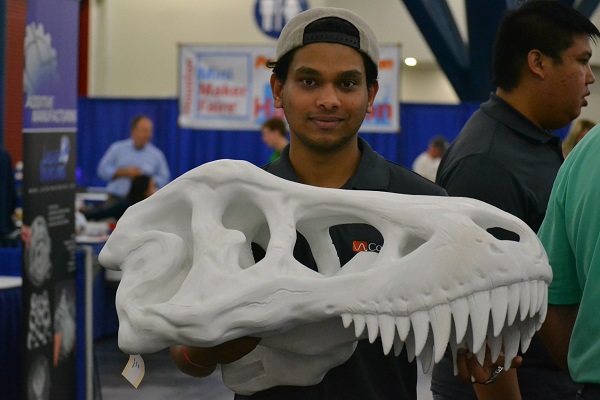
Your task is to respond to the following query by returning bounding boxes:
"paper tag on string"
[121,354,145,388]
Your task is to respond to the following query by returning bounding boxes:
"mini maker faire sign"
[178,45,400,132]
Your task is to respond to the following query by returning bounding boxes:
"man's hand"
[454,344,525,400]
[170,337,261,378]
[115,166,142,178]
[455,346,522,384]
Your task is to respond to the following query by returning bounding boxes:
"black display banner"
[21,0,80,397]
[21,132,77,399]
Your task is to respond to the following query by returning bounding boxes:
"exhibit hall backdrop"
[76,99,571,190]
[76,99,482,188]
[21,0,79,399]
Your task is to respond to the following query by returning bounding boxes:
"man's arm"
[113,166,142,179]
[153,150,171,188]
[455,346,523,400]
[98,144,144,181]
[473,368,522,400]
[97,144,120,181]
[537,304,578,374]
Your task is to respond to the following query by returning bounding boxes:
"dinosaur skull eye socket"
[221,198,396,275]
[222,201,269,270]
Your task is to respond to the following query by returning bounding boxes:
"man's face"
[543,35,595,129]
[271,43,378,154]
[131,118,153,149]
[429,146,443,159]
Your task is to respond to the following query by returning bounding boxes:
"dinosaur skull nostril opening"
[399,236,427,257]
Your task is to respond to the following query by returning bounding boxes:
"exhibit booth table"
[0,242,115,400]
[0,276,22,399]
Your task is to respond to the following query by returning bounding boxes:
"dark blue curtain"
[76,98,482,188]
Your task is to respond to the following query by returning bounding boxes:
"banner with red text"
[178,44,400,132]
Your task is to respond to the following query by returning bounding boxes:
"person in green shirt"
[260,117,288,163]
[538,124,600,399]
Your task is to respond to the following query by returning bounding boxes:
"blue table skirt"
[0,248,117,400]
[0,247,22,276]
[0,284,22,399]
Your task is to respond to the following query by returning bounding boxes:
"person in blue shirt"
[97,114,170,204]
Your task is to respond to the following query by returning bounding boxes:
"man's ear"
[270,74,283,109]
[366,81,379,114]
[527,49,546,80]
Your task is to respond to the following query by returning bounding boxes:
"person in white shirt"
[412,135,448,181]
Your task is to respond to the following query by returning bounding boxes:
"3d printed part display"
[99,160,551,395]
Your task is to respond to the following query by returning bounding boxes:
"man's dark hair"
[129,114,150,131]
[430,135,449,153]
[493,0,600,91]
[261,117,287,137]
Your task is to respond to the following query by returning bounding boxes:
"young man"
[537,125,600,400]
[170,7,450,400]
[434,2,599,399]
[97,114,170,204]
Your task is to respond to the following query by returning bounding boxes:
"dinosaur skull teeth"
[99,159,552,394]
[341,279,546,374]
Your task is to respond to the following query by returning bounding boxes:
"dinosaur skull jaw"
[99,159,551,394]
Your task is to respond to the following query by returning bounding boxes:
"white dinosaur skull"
[99,159,551,395]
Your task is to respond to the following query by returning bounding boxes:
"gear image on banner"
[53,286,76,365]
[25,216,52,287]
[27,290,53,350]
[23,22,59,95]
[27,354,51,400]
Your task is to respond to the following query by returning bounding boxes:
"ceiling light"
[404,57,417,67]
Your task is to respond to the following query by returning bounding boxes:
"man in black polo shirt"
[434,2,599,399]
[171,7,451,400]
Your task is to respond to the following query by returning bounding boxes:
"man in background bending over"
[97,114,170,205]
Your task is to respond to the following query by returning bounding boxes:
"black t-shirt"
[235,137,447,400]
[433,93,577,399]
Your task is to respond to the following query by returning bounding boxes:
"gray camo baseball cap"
[276,7,379,67]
